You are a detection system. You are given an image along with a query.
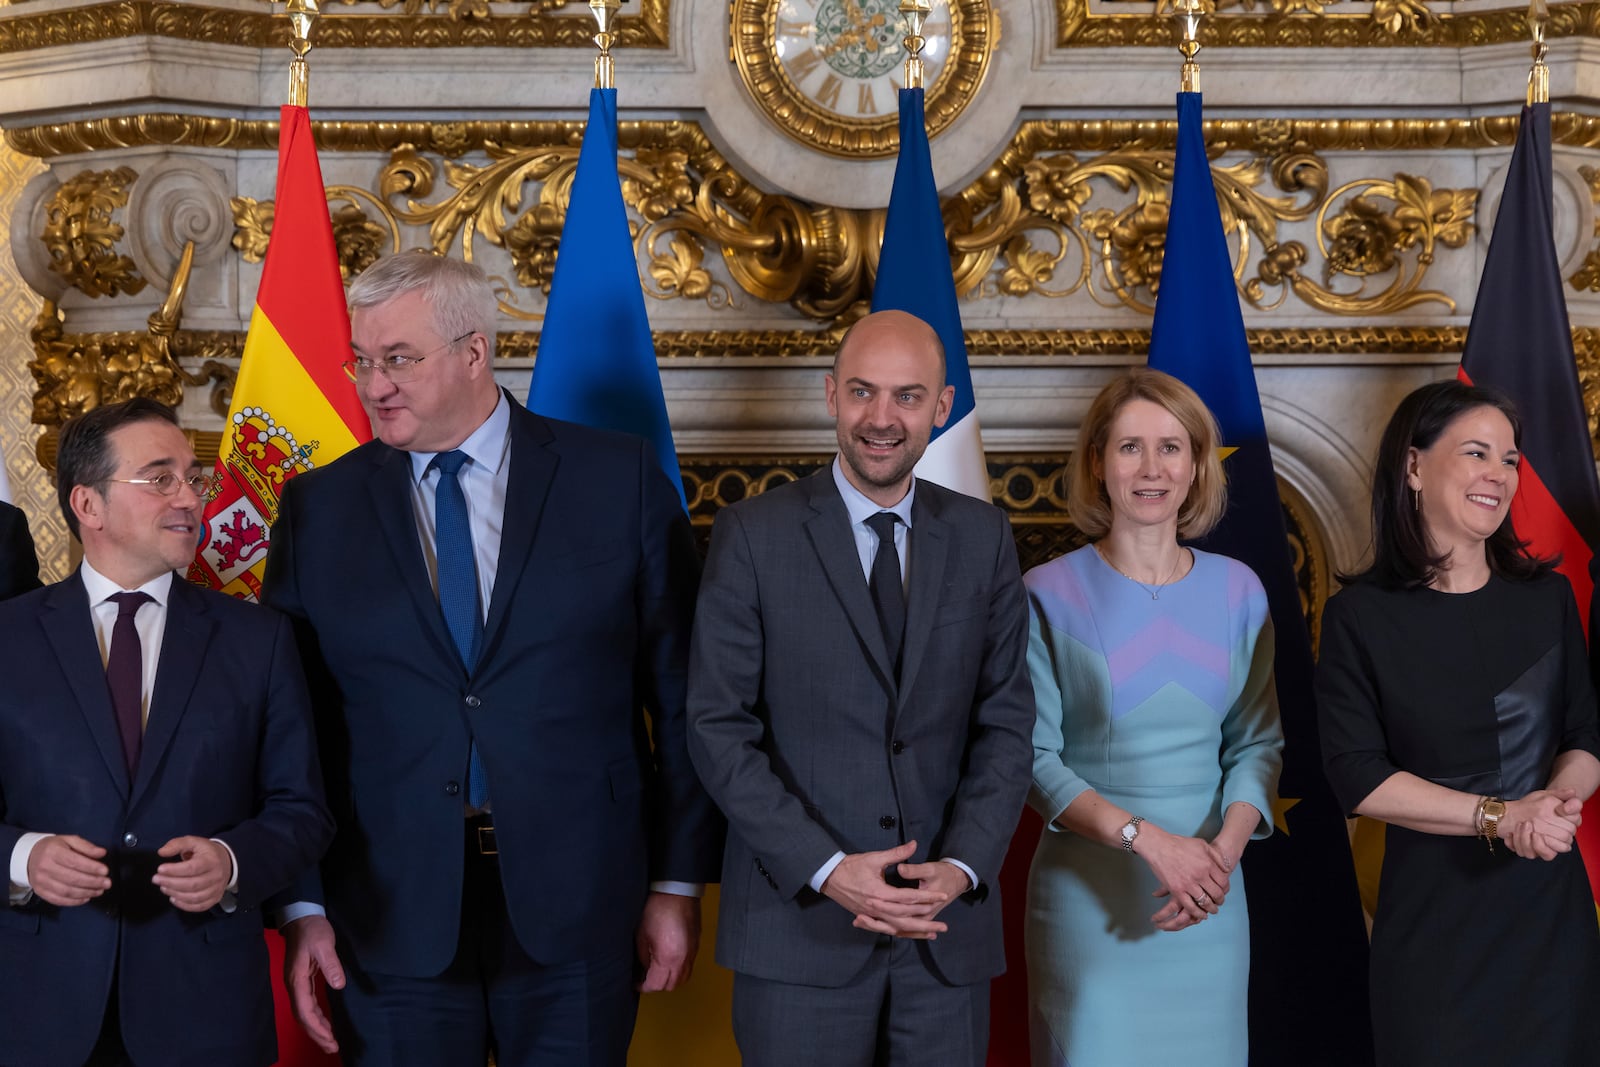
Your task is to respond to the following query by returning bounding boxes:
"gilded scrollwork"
[0,0,670,57]
[1244,173,1476,315]
[1059,0,1600,49]
[41,167,148,298]
[231,186,399,282]
[1568,165,1600,293]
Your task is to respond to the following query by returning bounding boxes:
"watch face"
[732,0,995,158]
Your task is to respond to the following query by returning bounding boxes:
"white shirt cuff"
[273,901,328,928]
[809,850,847,894]
[211,838,240,913]
[648,881,704,898]
[8,832,48,905]
[941,857,978,892]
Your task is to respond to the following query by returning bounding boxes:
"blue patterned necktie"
[432,450,489,808]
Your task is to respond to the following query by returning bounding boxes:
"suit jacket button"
[445,781,460,796]
[122,832,138,848]
[891,740,905,755]
[879,816,897,829]
[464,695,481,708]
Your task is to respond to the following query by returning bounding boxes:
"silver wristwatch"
[1120,815,1144,852]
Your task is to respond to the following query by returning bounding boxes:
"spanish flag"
[187,104,367,602]
[186,104,362,1067]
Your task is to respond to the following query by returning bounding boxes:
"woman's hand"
[1133,824,1232,931]
[1503,789,1583,861]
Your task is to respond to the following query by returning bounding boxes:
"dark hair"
[1347,379,1553,589]
[56,398,180,540]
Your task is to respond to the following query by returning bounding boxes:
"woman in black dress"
[1317,379,1600,1066]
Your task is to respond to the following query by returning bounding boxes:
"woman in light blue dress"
[1023,369,1284,1067]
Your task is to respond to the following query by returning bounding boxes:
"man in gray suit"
[687,309,1034,1065]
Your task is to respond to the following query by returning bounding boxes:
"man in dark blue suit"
[0,398,333,1066]
[263,251,721,1066]
[0,498,43,600]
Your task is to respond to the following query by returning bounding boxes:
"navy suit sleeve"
[214,609,335,911]
[633,443,725,884]
[260,477,335,911]
[0,504,43,602]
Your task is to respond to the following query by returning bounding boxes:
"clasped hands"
[821,840,968,940]
[1136,824,1237,933]
[25,833,232,912]
[1501,788,1584,861]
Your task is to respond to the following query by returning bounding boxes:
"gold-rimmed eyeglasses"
[105,472,223,502]
[342,331,476,384]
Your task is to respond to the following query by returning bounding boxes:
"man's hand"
[822,840,953,940]
[25,835,110,907]
[152,836,232,912]
[282,915,346,1054]
[636,891,701,993]
[894,859,971,923]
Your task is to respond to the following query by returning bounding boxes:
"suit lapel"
[897,486,949,708]
[802,473,897,692]
[41,574,130,796]
[482,401,557,660]
[367,445,458,670]
[133,577,213,806]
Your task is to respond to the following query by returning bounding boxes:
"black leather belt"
[467,813,497,856]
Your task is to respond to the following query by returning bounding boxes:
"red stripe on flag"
[259,105,366,440]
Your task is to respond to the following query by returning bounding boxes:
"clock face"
[732,0,995,158]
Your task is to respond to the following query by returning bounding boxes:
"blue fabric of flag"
[528,87,685,508]
[872,88,975,440]
[1149,91,1373,1067]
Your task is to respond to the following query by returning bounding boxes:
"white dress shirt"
[807,460,978,894]
[9,562,239,906]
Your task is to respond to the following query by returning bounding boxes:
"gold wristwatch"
[1478,797,1506,852]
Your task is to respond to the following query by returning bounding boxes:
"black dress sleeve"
[1316,587,1400,816]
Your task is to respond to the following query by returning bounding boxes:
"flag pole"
[1175,0,1202,92]
[591,0,619,89]
[285,0,319,107]
[1527,0,1549,105]
[900,0,931,89]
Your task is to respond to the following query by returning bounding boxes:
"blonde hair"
[1068,368,1227,540]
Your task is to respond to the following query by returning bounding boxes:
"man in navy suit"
[0,398,332,1066]
[263,251,721,1066]
[0,498,43,600]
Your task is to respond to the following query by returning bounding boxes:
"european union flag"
[1149,92,1373,1066]
[872,88,989,502]
[528,87,685,507]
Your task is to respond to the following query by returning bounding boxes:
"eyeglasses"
[342,332,476,384]
[104,472,223,502]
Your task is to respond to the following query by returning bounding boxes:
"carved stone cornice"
[15,112,1600,161]
[1056,0,1600,49]
[0,0,669,57]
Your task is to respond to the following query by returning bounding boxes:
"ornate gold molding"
[42,166,146,298]
[0,0,669,56]
[1056,0,1600,48]
[11,112,1600,160]
[22,113,1600,161]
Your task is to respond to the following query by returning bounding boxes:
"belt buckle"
[476,824,497,856]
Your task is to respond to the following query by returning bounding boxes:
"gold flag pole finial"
[1176,0,1203,94]
[1527,0,1549,105]
[285,0,320,107]
[591,0,620,90]
[901,0,932,91]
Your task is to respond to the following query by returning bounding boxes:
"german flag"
[187,104,366,602]
[1458,101,1600,904]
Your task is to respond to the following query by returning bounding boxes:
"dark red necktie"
[106,591,152,774]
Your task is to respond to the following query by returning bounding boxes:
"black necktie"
[864,512,906,678]
[106,591,153,774]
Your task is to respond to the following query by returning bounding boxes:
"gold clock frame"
[730,0,998,159]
